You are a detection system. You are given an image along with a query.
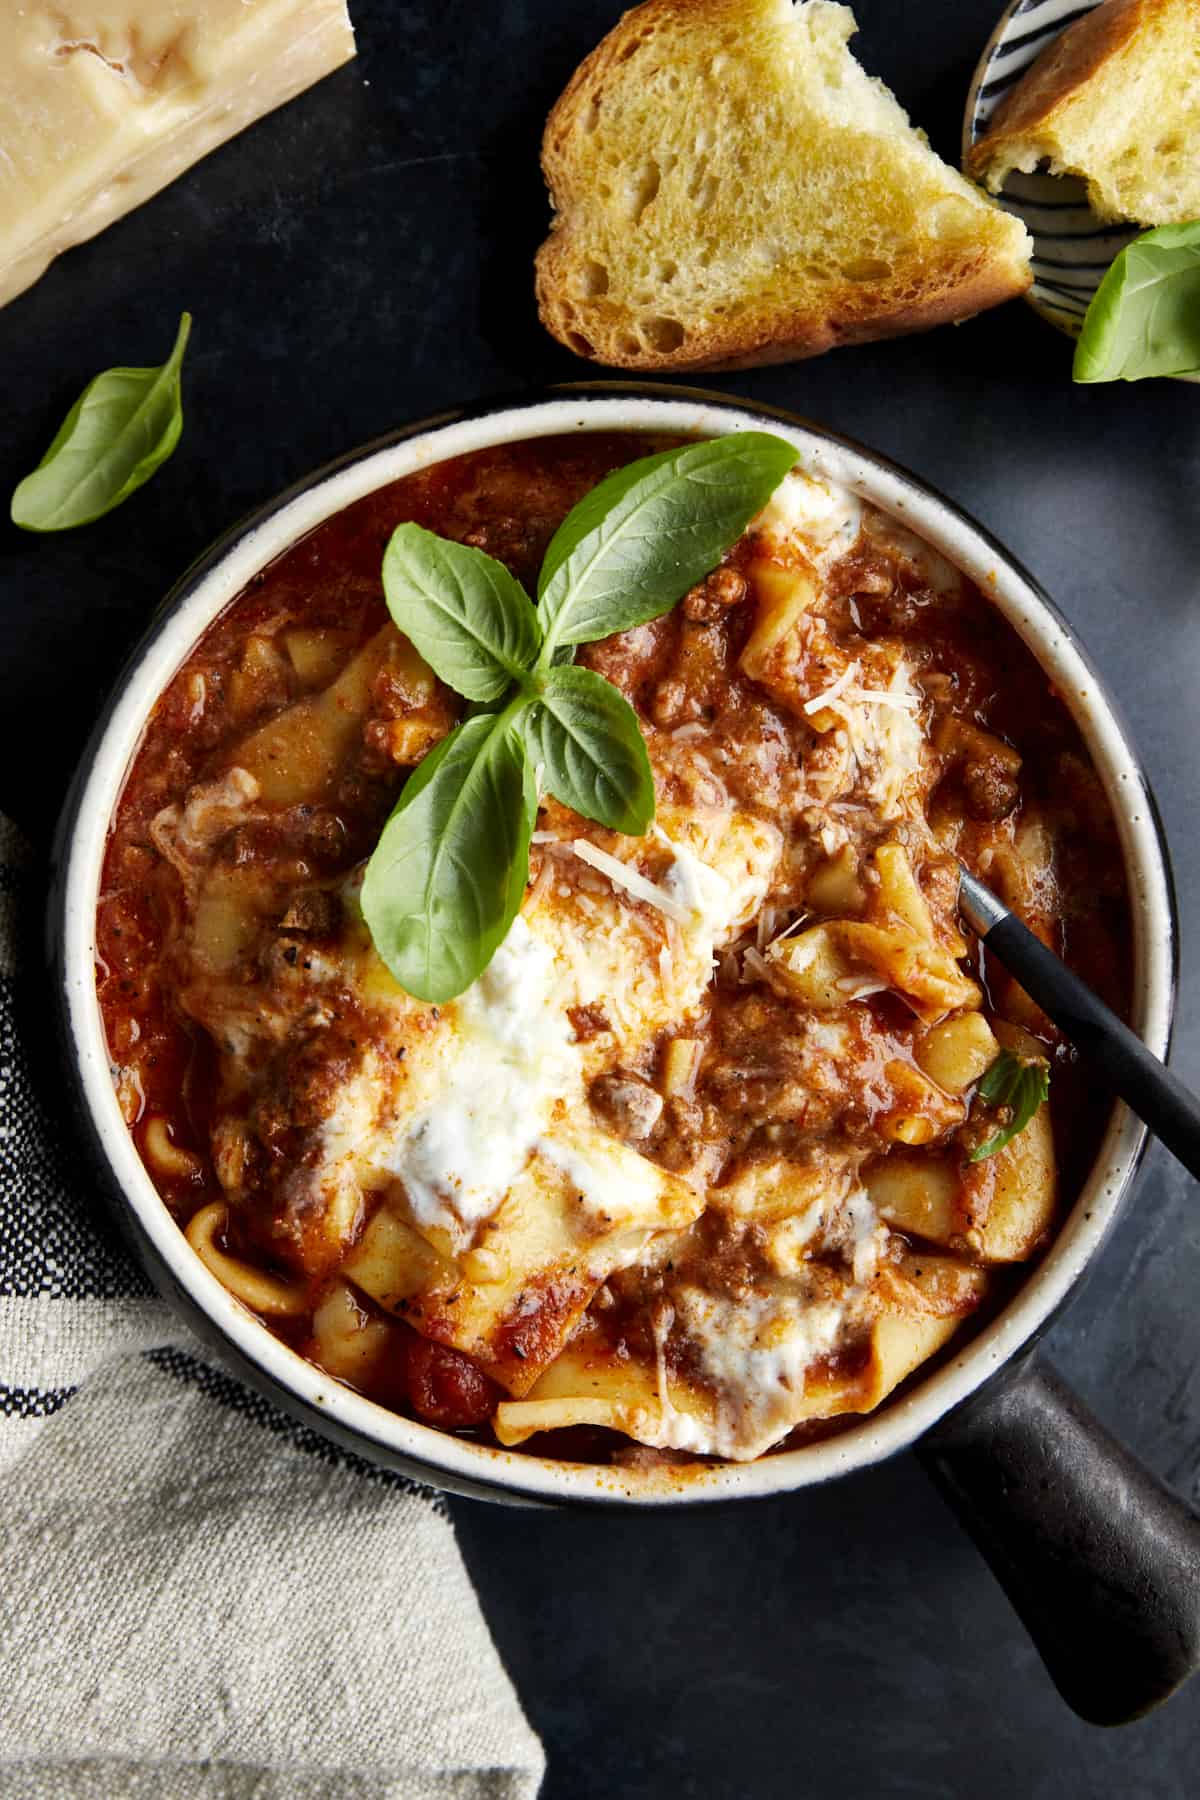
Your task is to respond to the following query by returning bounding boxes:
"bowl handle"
[917,1354,1200,1724]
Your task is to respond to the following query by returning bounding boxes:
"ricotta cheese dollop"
[383,916,577,1236]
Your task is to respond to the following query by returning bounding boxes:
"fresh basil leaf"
[361,702,536,1003]
[535,432,797,658]
[362,432,796,995]
[968,1047,1051,1163]
[526,665,655,834]
[1074,223,1200,383]
[11,313,191,532]
[382,522,541,702]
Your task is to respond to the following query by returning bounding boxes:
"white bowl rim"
[57,383,1174,1507]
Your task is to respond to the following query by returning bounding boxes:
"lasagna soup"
[98,432,1128,1463]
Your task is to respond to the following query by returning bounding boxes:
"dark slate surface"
[3,0,1198,1789]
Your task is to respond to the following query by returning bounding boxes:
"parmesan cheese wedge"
[0,1,356,310]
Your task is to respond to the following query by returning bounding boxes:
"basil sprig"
[11,313,191,531]
[968,1047,1051,1163]
[363,431,796,1001]
[1074,223,1200,383]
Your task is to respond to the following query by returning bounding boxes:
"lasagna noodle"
[494,1256,990,1459]
[344,1126,703,1394]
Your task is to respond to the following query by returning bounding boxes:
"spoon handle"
[958,868,1200,1182]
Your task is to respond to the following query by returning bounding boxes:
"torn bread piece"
[969,0,1200,227]
[536,0,1031,370]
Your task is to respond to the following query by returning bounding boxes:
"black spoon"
[957,866,1200,1181]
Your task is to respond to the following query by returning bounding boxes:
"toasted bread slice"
[536,0,1031,371]
[970,0,1200,226]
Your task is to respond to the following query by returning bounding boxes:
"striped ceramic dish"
[963,0,1136,336]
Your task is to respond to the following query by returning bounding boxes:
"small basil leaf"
[361,703,536,1003]
[968,1048,1051,1163]
[535,432,797,657]
[1074,223,1200,383]
[382,523,541,702]
[11,313,191,532]
[527,666,655,834]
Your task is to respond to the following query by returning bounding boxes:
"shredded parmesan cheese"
[741,946,774,987]
[803,663,858,716]
[843,685,919,712]
[569,839,694,925]
[814,660,925,824]
[767,913,810,949]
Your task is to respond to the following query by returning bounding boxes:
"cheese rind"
[0,1,356,310]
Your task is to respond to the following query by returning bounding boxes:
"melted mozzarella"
[309,1057,385,1249]
[671,1285,847,1460]
[655,810,784,948]
[649,1179,885,1458]
[829,1186,888,1287]
[866,516,964,599]
[759,1207,826,1275]
[382,916,577,1237]
[752,469,863,565]
[311,818,772,1248]
[657,830,734,935]
[537,1133,666,1227]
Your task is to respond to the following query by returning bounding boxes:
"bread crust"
[536,237,1029,372]
[537,0,1031,372]
[969,0,1151,178]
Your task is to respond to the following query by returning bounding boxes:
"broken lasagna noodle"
[97,432,1129,1464]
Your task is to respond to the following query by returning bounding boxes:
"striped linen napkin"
[0,815,545,1799]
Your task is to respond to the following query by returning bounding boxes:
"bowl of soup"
[52,385,1173,1506]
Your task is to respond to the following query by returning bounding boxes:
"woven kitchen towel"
[0,814,545,1800]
